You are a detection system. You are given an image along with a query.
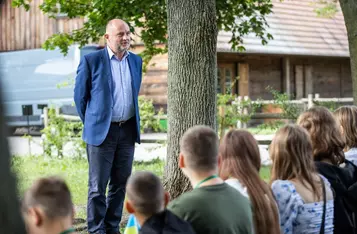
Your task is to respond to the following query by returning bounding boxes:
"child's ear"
[125,199,135,214]
[178,153,185,169]
[164,191,170,207]
[28,207,43,227]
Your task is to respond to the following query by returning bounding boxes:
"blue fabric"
[107,47,135,122]
[345,148,357,166]
[271,175,334,234]
[74,47,142,146]
[86,120,136,234]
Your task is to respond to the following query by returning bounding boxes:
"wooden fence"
[43,93,354,129]
[235,93,354,128]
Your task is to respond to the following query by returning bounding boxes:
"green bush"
[138,96,165,133]
[41,108,84,158]
[217,93,261,137]
[41,97,164,158]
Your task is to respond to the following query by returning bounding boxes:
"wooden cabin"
[0,0,351,111]
[0,0,83,51]
[134,0,351,110]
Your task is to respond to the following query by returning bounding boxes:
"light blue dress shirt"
[107,46,135,122]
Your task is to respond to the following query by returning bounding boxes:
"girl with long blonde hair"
[334,105,357,166]
[270,124,334,234]
[219,129,280,234]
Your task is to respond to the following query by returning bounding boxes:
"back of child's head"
[22,176,73,220]
[297,106,345,165]
[334,106,357,150]
[126,171,165,216]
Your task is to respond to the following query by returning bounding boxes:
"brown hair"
[270,124,321,199]
[334,106,357,150]
[180,125,219,172]
[219,130,280,234]
[22,176,73,219]
[126,171,165,216]
[297,106,345,165]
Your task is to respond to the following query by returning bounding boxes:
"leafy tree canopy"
[12,0,273,67]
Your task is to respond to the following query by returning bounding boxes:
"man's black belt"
[111,117,134,127]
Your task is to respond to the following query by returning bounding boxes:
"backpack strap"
[320,177,327,234]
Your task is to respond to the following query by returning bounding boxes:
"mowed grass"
[12,155,270,230]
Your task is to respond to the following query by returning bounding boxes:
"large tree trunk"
[339,0,357,104]
[164,0,218,199]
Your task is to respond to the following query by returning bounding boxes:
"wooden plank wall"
[290,57,351,98]
[139,53,168,105]
[0,0,83,51]
[248,56,282,99]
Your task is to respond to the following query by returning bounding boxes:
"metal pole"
[27,115,31,156]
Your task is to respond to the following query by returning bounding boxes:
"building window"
[217,63,237,94]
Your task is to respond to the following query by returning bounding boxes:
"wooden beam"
[283,57,291,97]
[305,65,313,97]
[238,63,249,97]
[295,65,304,99]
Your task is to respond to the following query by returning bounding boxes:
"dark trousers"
[86,118,136,234]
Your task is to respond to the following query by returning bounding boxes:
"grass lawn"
[12,155,270,232]
[247,127,276,135]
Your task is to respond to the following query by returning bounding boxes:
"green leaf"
[15,0,273,68]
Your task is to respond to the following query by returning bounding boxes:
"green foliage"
[257,87,342,132]
[217,93,261,137]
[138,96,165,133]
[12,0,273,68]
[41,108,84,158]
[12,156,166,219]
[11,155,270,223]
[311,0,339,17]
[257,120,286,133]
[40,97,163,159]
[266,86,300,120]
[313,100,338,111]
[256,87,301,132]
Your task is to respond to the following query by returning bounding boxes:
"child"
[21,176,76,234]
[270,124,334,234]
[298,106,357,234]
[125,171,195,234]
[219,129,280,234]
[334,105,357,165]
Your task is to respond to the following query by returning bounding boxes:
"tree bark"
[164,0,218,198]
[339,0,357,104]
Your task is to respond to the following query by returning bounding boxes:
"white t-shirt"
[225,178,249,198]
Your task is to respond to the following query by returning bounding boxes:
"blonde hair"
[219,130,280,234]
[334,106,357,150]
[297,106,345,165]
[270,124,321,199]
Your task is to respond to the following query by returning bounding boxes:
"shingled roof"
[217,0,349,57]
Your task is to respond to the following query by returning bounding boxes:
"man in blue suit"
[74,19,142,234]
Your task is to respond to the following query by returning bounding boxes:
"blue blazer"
[74,48,142,146]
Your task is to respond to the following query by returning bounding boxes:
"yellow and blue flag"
[124,214,140,234]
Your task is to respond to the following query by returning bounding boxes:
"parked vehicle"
[0,44,101,128]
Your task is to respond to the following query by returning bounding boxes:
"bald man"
[74,19,142,234]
